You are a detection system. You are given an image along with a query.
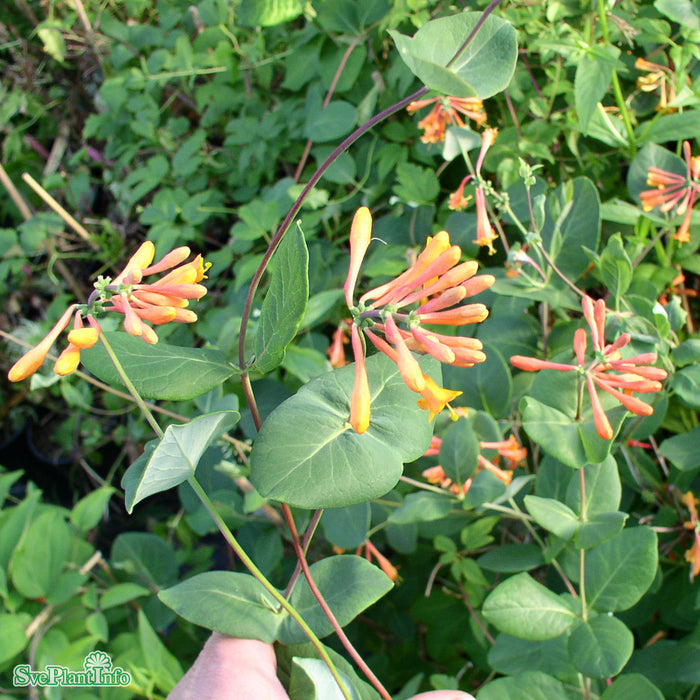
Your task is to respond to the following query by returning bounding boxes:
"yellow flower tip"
[417,376,463,421]
[7,304,78,382]
[344,207,373,307]
[8,346,48,382]
[67,327,100,349]
[53,343,81,376]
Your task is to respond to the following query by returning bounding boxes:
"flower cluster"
[343,207,494,433]
[639,141,700,244]
[8,242,208,382]
[635,56,678,113]
[422,432,526,497]
[682,491,700,581]
[448,128,499,253]
[510,295,668,440]
[407,96,487,144]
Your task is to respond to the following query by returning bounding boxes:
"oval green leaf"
[122,410,240,512]
[278,555,394,644]
[568,615,634,678]
[81,332,237,400]
[482,572,578,641]
[249,353,436,509]
[253,223,309,374]
[159,571,283,643]
[389,12,517,99]
[585,526,658,612]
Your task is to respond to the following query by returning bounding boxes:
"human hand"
[168,634,476,700]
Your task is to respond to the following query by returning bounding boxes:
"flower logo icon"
[83,651,112,671]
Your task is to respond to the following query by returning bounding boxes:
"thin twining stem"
[281,504,393,700]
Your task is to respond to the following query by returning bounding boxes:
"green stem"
[100,334,351,698]
[579,467,588,623]
[187,477,354,700]
[597,0,636,155]
[98,332,163,438]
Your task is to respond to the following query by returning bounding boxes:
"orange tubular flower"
[8,304,77,381]
[103,245,210,342]
[8,243,209,382]
[422,432,524,497]
[343,209,493,429]
[349,325,371,434]
[328,323,349,368]
[407,96,487,144]
[447,128,500,253]
[640,141,700,244]
[682,492,700,581]
[511,295,668,440]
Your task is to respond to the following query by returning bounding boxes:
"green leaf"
[249,353,436,509]
[585,527,658,612]
[639,110,700,145]
[159,572,283,642]
[393,162,439,206]
[138,609,183,691]
[278,642,381,700]
[575,511,628,549]
[315,0,390,34]
[238,0,305,26]
[659,426,700,470]
[599,233,633,301]
[488,633,578,681]
[477,544,545,573]
[253,224,309,373]
[672,339,700,367]
[122,410,239,512]
[627,638,700,687]
[70,486,117,532]
[564,455,621,515]
[388,492,453,525]
[321,503,371,549]
[111,532,179,588]
[521,397,589,469]
[482,572,578,641]
[290,658,359,700]
[388,12,517,99]
[81,332,237,400]
[303,101,358,143]
[672,365,700,408]
[278,556,394,644]
[0,614,27,664]
[444,342,513,419]
[100,582,151,610]
[600,674,664,700]
[439,417,479,485]
[541,177,601,282]
[477,670,568,700]
[654,0,700,29]
[10,510,71,599]
[524,495,579,540]
[574,46,621,134]
[568,615,634,678]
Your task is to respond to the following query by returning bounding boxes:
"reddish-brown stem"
[281,504,393,700]
[294,36,364,182]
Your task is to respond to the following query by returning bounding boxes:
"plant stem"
[281,504,393,700]
[187,477,354,700]
[579,467,588,623]
[596,0,636,155]
[98,332,163,438]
